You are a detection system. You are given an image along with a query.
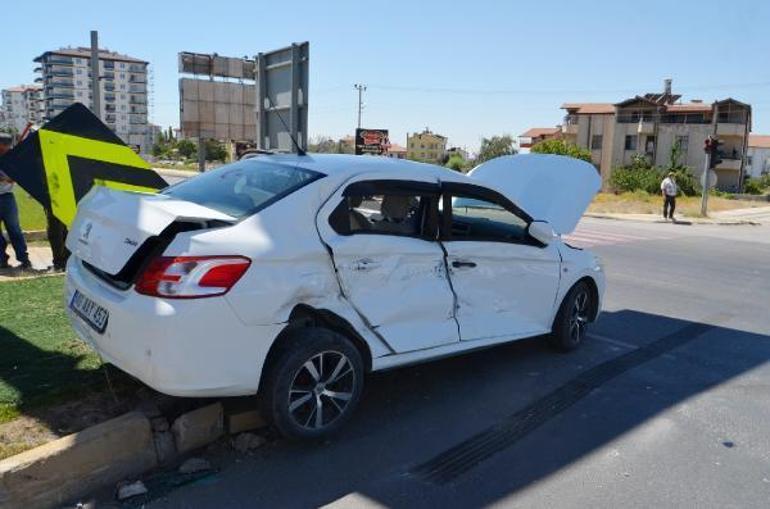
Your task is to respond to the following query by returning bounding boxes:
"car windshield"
[162,160,324,218]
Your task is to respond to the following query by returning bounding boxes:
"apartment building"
[386,143,407,159]
[517,127,561,151]
[407,128,447,163]
[33,47,150,153]
[1,84,44,132]
[746,135,770,178]
[559,80,751,191]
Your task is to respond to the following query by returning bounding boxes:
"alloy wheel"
[287,350,356,430]
[568,290,590,344]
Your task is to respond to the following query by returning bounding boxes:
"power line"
[365,80,770,96]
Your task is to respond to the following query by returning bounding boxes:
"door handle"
[452,260,477,268]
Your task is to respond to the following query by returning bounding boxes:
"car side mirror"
[528,220,555,245]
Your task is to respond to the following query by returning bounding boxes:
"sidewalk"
[0,246,55,281]
[585,205,770,225]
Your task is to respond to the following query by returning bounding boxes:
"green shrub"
[743,178,764,195]
[609,155,697,196]
[609,165,661,194]
[530,139,592,163]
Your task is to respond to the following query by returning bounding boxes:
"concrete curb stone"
[0,412,156,509]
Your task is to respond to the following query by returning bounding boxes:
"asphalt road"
[107,217,770,508]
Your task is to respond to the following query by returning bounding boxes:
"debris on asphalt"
[178,457,212,474]
[232,432,266,453]
[154,430,178,465]
[151,416,170,432]
[116,480,148,500]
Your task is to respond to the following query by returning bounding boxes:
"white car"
[65,153,604,439]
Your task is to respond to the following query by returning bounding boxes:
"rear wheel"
[549,281,592,351]
[260,327,364,440]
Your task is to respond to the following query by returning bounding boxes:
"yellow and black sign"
[0,103,167,226]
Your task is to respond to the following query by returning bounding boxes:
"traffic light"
[704,136,723,168]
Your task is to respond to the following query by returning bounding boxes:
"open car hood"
[467,154,601,235]
[66,187,235,275]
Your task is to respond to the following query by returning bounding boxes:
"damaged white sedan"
[65,153,604,439]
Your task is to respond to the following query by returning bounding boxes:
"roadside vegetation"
[743,174,770,195]
[151,129,228,165]
[530,139,592,163]
[0,276,143,458]
[0,276,103,424]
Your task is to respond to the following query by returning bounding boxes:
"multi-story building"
[517,127,561,152]
[746,135,770,178]
[1,85,44,132]
[385,143,407,159]
[33,47,150,153]
[558,80,752,191]
[446,146,470,161]
[407,128,447,163]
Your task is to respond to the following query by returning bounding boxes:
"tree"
[530,139,592,163]
[177,139,197,159]
[204,139,228,162]
[308,136,339,153]
[476,135,516,163]
[445,154,467,172]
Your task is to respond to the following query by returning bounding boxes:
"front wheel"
[549,281,593,352]
[260,327,364,440]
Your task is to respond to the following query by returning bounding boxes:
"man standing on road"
[0,133,31,270]
[660,172,678,221]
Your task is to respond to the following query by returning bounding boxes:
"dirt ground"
[588,192,768,217]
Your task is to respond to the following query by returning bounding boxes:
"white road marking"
[563,228,672,248]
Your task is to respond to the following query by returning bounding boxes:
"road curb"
[0,412,157,509]
[583,213,760,226]
[0,402,232,508]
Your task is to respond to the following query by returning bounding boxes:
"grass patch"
[589,192,768,217]
[0,276,106,424]
[12,186,47,231]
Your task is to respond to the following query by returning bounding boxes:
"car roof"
[249,152,475,183]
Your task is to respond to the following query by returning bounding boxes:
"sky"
[2,0,769,152]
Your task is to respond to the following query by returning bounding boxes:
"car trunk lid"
[466,154,601,235]
[66,187,236,276]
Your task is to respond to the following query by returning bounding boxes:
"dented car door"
[317,175,459,353]
[440,182,561,341]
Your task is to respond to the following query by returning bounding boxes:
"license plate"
[70,290,109,333]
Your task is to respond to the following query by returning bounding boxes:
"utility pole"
[354,83,366,129]
[89,30,101,120]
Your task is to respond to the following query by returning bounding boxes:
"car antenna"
[265,96,306,156]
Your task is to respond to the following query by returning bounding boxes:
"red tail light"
[135,256,251,298]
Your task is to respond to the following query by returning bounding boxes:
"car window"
[330,180,440,238]
[447,193,530,243]
[162,160,323,218]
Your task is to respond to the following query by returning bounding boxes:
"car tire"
[548,281,592,352]
[260,327,364,440]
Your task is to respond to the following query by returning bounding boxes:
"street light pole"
[354,84,366,129]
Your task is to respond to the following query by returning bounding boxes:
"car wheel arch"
[566,276,600,322]
[258,304,374,394]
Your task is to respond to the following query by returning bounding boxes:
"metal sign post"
[255,42,309,153]
[178,42,308,154]
[700,152,711,216]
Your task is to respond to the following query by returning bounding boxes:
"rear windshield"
[162,160,324,218]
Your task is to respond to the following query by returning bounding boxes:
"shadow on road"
[149,309,770,508]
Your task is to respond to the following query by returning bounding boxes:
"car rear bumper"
[65,257,283,397]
